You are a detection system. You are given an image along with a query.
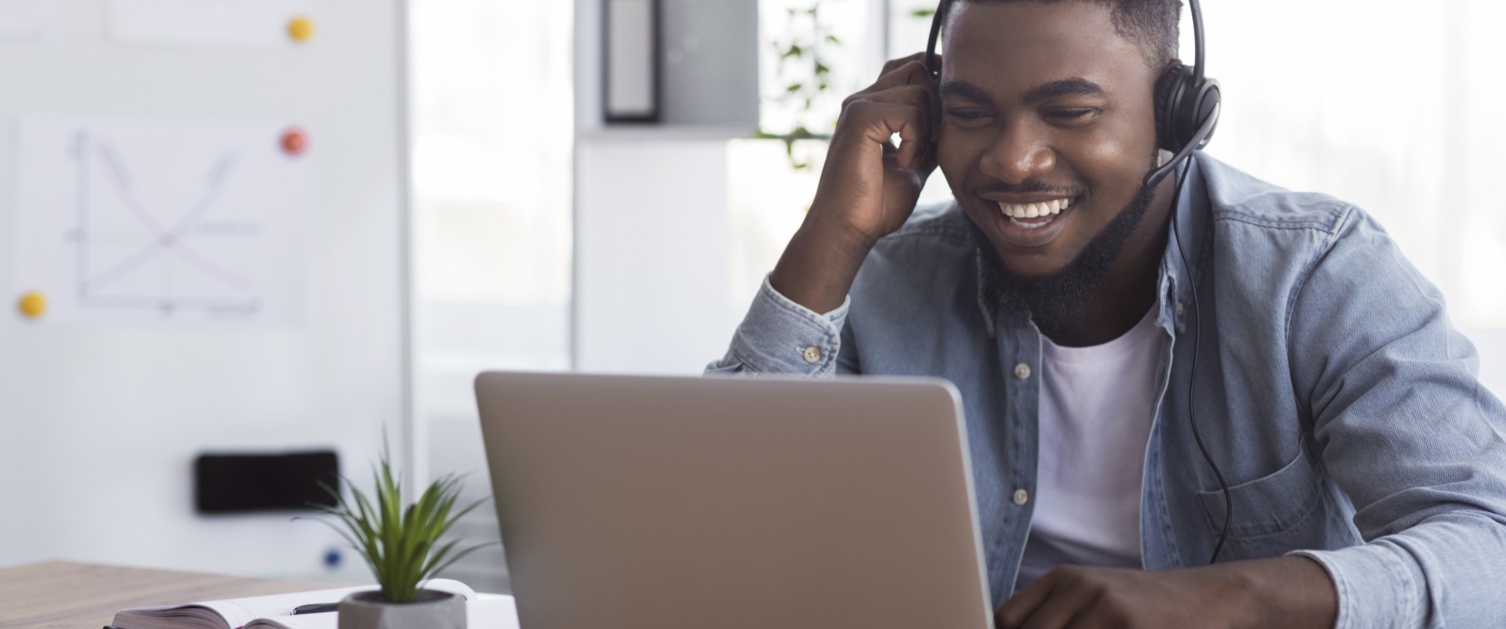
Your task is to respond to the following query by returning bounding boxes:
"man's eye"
[1047,108,1098,121]
[946,110,991,124]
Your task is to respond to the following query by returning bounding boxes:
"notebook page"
[243,595,516,629]
[116,585,375,627]
[117,579,476,627]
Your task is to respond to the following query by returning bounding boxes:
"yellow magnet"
[18,291,46,319]
[288,16,316,43]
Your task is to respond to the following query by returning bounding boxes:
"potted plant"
[310,451,491,629]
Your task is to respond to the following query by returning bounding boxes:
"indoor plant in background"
[310,451,491,629]
[757,0,844,169]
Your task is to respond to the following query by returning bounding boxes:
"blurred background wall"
[0,0,1499,591]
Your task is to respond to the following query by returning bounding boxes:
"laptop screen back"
[475,372,991,629]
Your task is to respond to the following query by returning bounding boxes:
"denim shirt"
[708,153,1506,628]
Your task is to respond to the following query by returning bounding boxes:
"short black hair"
[954,0,1183,69]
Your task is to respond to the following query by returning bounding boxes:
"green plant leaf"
[298,446,500,604]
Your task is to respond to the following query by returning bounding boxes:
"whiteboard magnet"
[18,291,46,319]
[281,128,308,156]
[288,15,315,43]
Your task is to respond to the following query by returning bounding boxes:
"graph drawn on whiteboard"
[14,118,307,325]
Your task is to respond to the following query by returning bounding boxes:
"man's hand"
[995,557,1338,629]
[770,52,941,314]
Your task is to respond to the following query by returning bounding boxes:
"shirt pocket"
[1195,441,1326,558]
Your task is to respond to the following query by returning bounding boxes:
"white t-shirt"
[1015,308,1165,592]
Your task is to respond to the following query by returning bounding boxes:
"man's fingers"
[854,84,931,109]
[848,103,927,170]
[853,84,933,135]
[1014,579,1100,629]
[894,133,921,171]
[841,54,943,168]
[849,84,927,135]
[996,570,1062,628]
[851,58,936,103]
[879,51,928,76]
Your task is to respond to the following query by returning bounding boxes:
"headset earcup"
[1189,80,1221,150]
[1155,64,1193,153]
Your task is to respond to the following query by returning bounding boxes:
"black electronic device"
[920,0,1232,564]
[194,450,340,514]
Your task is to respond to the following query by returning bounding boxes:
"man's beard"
[969,181,1158,339]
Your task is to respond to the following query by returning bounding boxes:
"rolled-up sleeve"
[706,275,852,377]
[1287,208,1506,629]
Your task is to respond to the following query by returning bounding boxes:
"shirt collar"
[1156,154,1213,334]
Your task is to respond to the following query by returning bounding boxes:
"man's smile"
[997,197,1072,227]
[976,194,1083,249]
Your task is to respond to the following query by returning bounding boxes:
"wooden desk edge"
[0,561,351,629]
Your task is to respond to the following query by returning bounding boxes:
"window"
[408,0,574,591]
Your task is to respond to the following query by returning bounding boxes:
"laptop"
[475,371,992,629]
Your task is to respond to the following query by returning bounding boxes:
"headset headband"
[925,0,1207,82]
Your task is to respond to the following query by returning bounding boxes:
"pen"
[291,602,339,615]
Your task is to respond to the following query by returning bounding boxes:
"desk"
[0,561,335,629]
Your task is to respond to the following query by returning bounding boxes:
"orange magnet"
[18,291,46,319]
[288,16,316,43]
[281,128,308,156]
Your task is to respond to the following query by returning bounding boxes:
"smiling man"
[708,1,1506,628]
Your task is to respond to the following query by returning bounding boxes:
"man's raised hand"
[812,52,941,246]
[770,53,942,314]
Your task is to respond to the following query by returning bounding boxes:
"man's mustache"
[975,180,1084,198]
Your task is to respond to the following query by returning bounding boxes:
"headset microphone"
[1145,0,1220,188]
[1144,99,1218,189]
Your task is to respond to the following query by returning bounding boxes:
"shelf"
[579,124,758,143]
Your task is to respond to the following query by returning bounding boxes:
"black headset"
[924,0,1221,188]
[924,0,1233,565]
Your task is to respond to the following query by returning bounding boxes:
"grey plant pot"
[337,589,467,629]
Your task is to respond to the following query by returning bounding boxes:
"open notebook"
[109,578,519,629]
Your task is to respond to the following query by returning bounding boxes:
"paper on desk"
[115,579,473,628]
[245,595,518,629]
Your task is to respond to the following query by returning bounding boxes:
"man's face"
[937,0,1162,279]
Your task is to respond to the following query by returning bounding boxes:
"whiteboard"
[0,0,408,578]
[14,116,309,325]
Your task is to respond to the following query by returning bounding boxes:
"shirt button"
[1175,302,1185,317]
[1012,489,1030,506]
[801,346,822,364]
[1013,363,1032,380]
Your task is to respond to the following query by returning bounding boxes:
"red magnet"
[281,128,308,156]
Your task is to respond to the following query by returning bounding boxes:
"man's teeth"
[997,198,1071,220]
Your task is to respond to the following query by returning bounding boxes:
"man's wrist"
[1227,556,1338,629]
[769,221,874,315]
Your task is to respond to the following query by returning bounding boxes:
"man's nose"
[979,122,1055,184]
